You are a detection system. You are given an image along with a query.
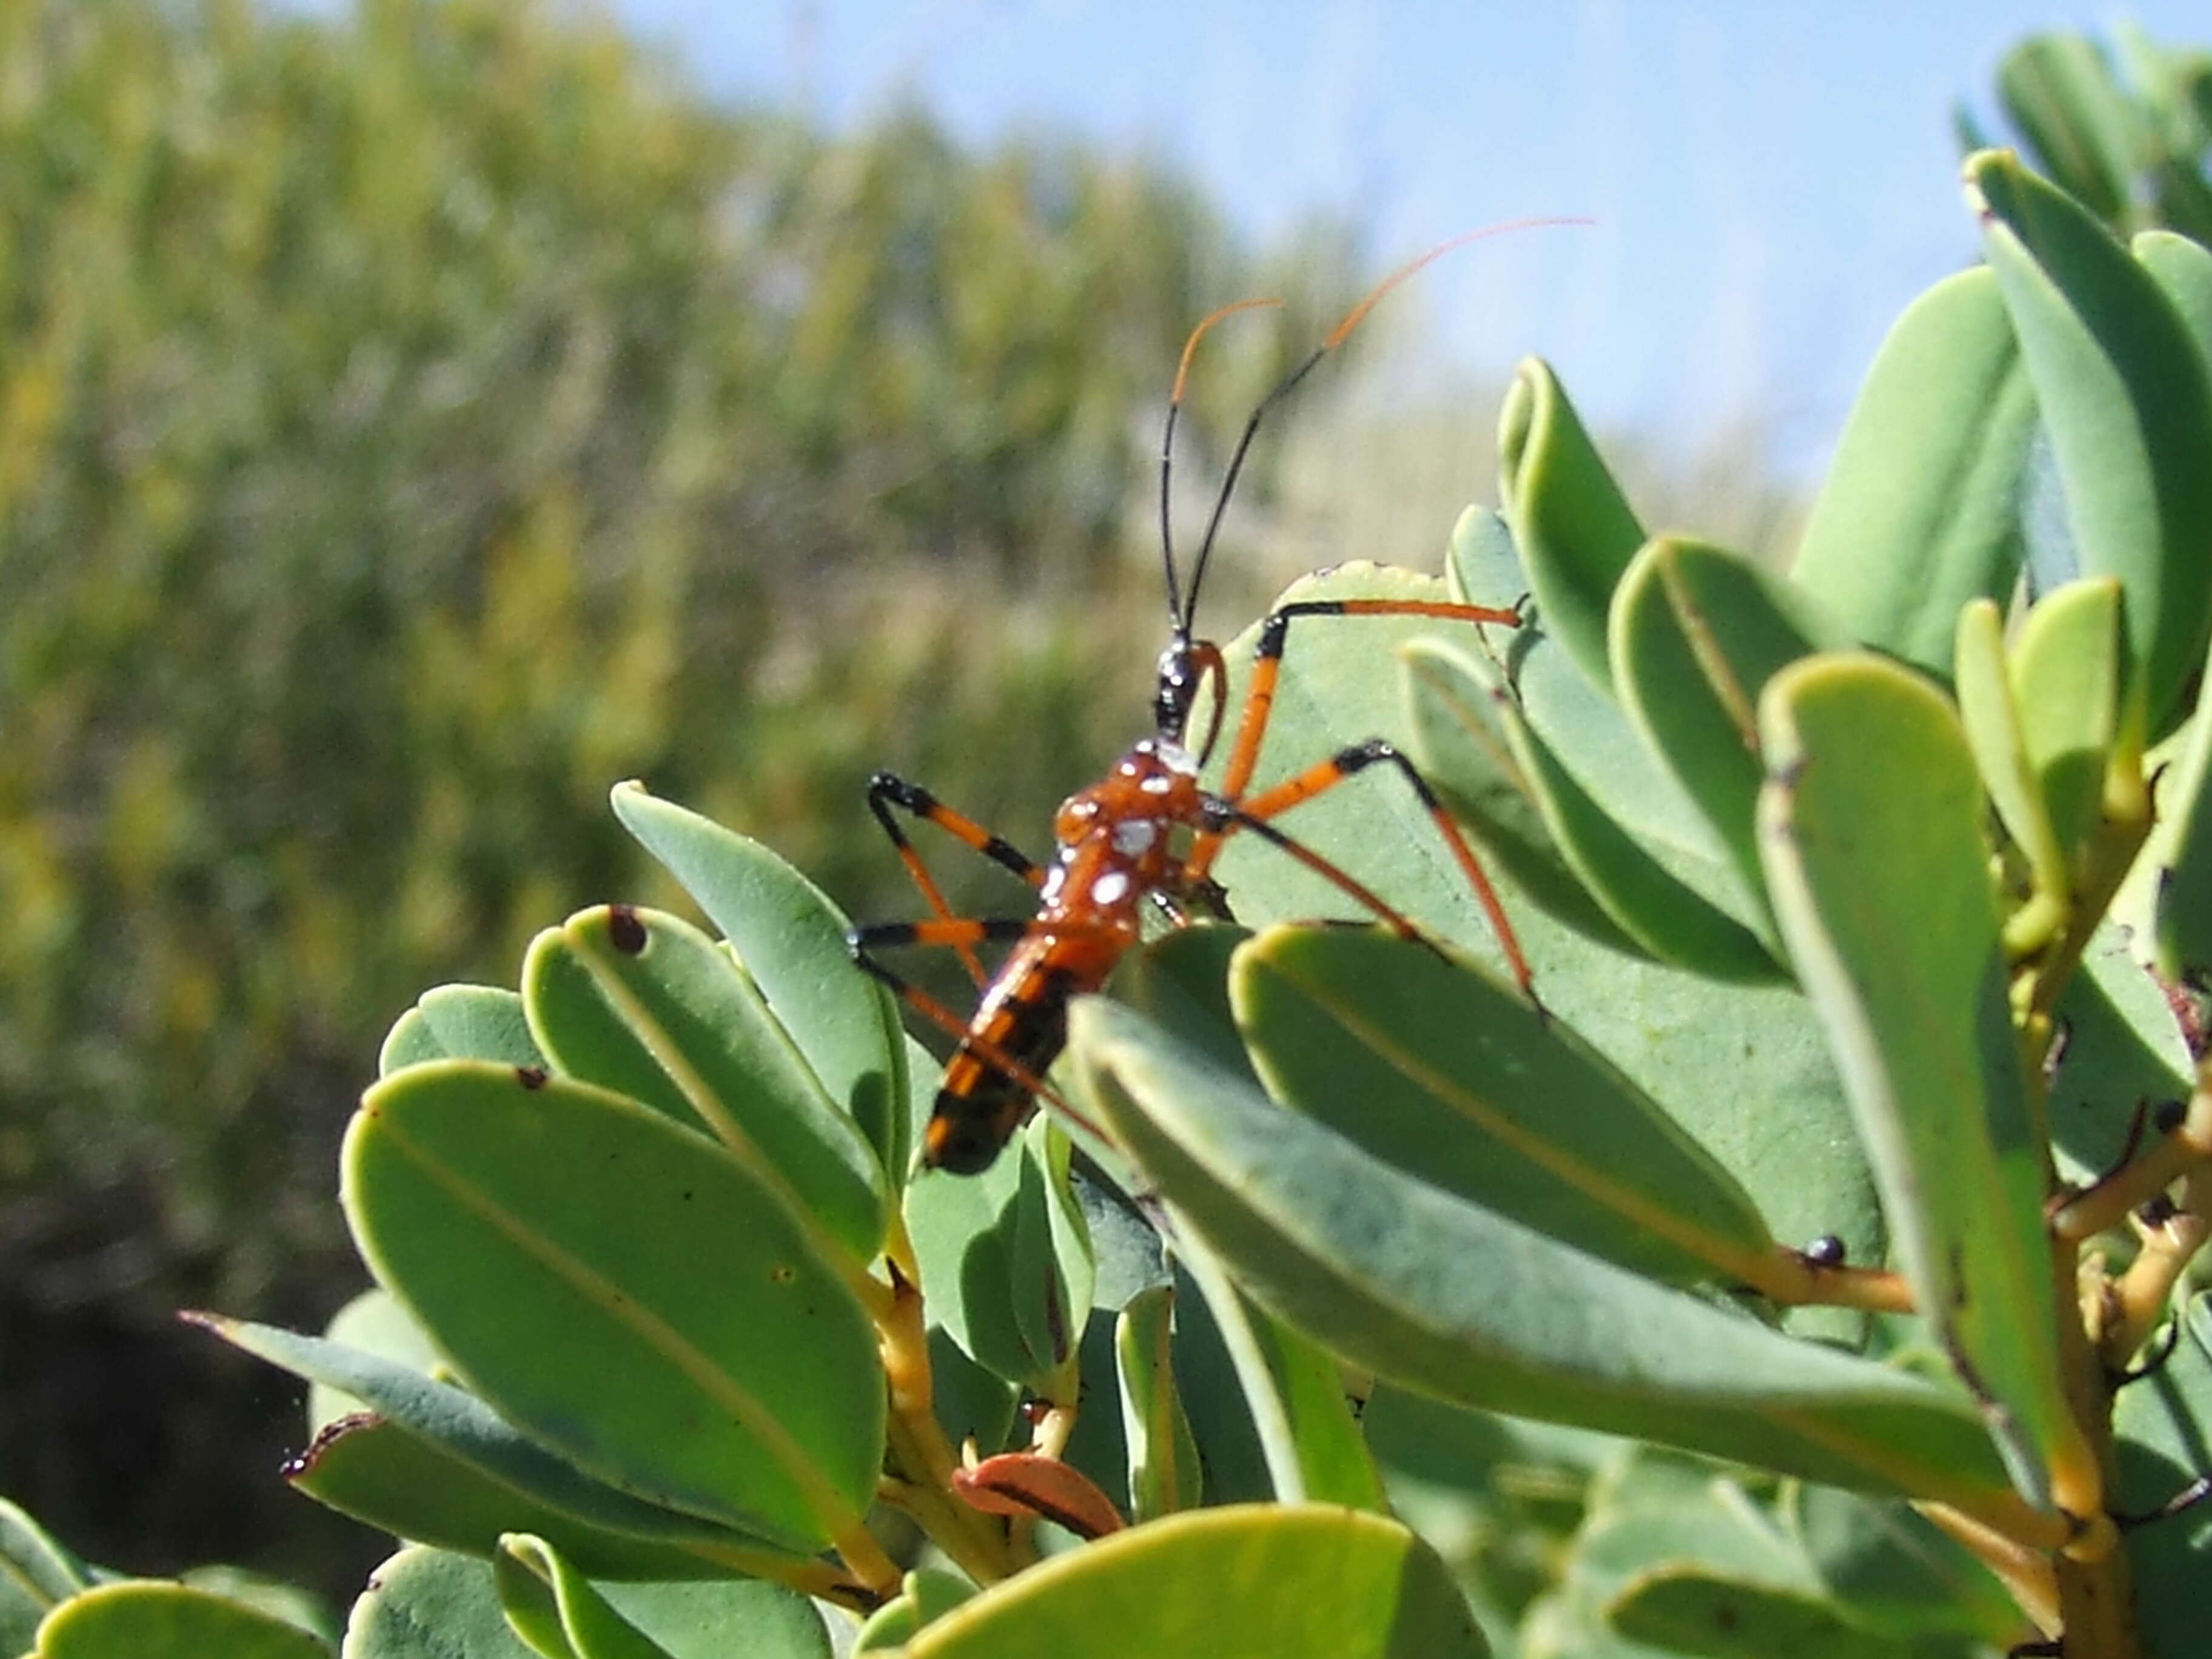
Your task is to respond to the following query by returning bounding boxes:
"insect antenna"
[1160,296,1283,638]
[1176,218,1592,639]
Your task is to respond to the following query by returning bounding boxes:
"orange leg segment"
[1184,598,1532,997]
[1202,740,1533,998]
[868,772,1044,985]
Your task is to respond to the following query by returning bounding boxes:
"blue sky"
[617,2,2207,476]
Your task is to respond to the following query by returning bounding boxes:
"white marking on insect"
[1111,820,1158,856]
[1090,872,1132,905]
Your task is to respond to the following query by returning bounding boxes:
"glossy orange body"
[923,739,1207,1172]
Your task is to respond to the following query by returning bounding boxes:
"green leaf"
[343,1547,535,1659]
[1450,511,1729,881]
[1114,1286,1202,1521]
[1610,535,1848,926]
[1785,1484,2025,1645]
[1966,149,2212,736]
[902,1504,1490,1659]
[0,1499,95,1657]
[1203,563,1526,967]
[1008,1116,1094,1383]
[505,1546,833,1659]
[494,1537,682,1659]
[523,905,890,1263]
[905,1117,1093,1392]
[926,1322,1019,1456]
[1791,267,2037,674]
[191,1318,806,1581]
[381,986,547,1077]
[2113,1293,2212,1659]
[1241,1299,1388,1512]
[1075,997,2022,1519]
[1232,927,1777,1287]
[290,1418,772,1585]
[2152,630,2212,985]
[1756,653,2081,1509]
[1403,637,1780,981]
[1956,597,2071,907]
[2009,576,2128,879]
[309,1288,447,1431]
[610,783,909,1179]
[1603,1572,1900,1659]
[1208,561,1882,1307]
[1996,35,2145,225]
[853,1570,974,1654]
[31,1583,331,1659]
[2048,927,2194,1186]
[341,1062,886,1554]
[1498,360,1645,694]
[1399,636,1646,960]
[2134,230,2212,374]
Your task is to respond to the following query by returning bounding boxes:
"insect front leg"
[866,771,1044,985]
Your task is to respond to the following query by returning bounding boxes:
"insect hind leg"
[1201,739,1535,1001]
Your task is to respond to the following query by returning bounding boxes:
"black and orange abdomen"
[923,950,1085,1174]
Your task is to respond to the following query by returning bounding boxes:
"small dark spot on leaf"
[682,1190,694,1201]
[516,1065,548,1090]
[769,1264,796,1284]
[608,904,648,953]
[1712,1603,1737,1632]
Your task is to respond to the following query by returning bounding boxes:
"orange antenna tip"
[1171,296,1285,404]
[1322,216,1595,349]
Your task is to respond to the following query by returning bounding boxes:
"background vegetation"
[12,0,2202,1620]
[0,0,1389,1592]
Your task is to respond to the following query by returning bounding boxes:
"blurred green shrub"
[0,0,1347,1314]
[1966,23,2212,243]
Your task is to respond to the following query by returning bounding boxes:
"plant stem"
[2053,1062,2212,1242]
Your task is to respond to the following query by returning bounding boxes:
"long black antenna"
[1175,219,1592,637]
[1160,297,1281,637]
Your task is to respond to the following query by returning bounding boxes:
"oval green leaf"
[1792,267,2037,675]
[1232,926,1778,1287]
[0,1499,94,1656]
[1115,1285,1202,1521]
[492,1536,824,1659]
[1756,652,2082,1510]
[1967,149,2212,737]
[2010,576,2128,880]
[905,1504,1489,1659]
[523,905,888,1264]
[1075,997,2026,1526]
[610,782,908,1178]
[1955,597,2070,906]
[853,1570,974,1655]
[1404,637,1779,981]
[2113,1293,2212,1659]
[343,1547,534,1659]
[1498,359,1645,694]
[189,1316,813,1583]
[341,1062,885,1554]
[33,1583,330,1659]
[381,986,546,1077]
[1610,535,1848,925]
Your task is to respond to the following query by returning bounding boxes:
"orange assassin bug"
[849,226,1569,1174]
